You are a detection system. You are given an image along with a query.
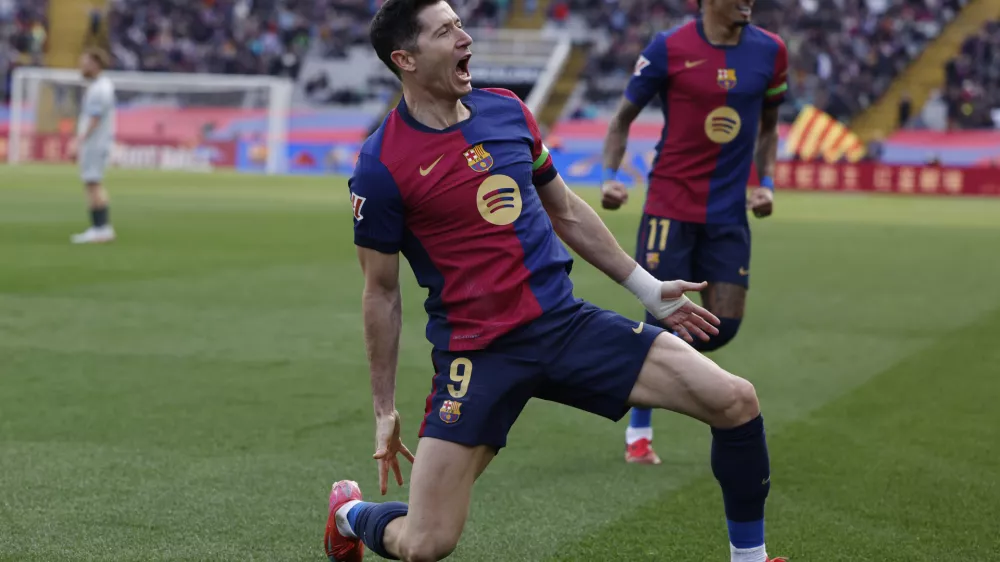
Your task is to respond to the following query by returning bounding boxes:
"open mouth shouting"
[456,52,472,83]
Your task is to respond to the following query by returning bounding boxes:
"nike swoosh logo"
[632,322,644,334]
[685,59,706,69]
[739,267,750,276]
[419,155,444,176]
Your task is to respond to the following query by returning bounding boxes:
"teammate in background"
[325,2,783,562]
[601,0,786,465]
[69,48,117,244]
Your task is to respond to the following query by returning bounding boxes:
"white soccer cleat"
[70,226,116,244]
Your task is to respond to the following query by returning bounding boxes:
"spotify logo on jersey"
[704,106,742,144]
[477,175,522,226]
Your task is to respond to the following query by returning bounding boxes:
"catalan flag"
[784,105,866,164]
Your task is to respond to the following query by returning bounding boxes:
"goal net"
[7,68,294,174]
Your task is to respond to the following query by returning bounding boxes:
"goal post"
[8,68,294,174]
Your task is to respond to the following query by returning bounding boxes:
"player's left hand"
[658,280,721,343]
[372,410,415,495]
[748,187,774,218]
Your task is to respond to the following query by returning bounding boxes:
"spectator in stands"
[565,0,967,123]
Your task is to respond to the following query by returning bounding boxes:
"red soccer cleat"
[768,557,789,561]
[324,480,365,562]
[625,437,662,465]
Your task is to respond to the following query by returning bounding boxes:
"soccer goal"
[7,67,294,174]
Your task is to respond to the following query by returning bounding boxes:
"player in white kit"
[70,48,117,244]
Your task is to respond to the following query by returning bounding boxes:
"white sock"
[730,543,767,562]
[625,426,653,445]
[335,499,361,539]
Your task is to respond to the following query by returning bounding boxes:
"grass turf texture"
[1,165,999,561]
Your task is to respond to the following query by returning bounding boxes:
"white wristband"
[621,264,690,320]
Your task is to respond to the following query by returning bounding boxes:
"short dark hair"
[369,0,441,78]
[84,47,110,69]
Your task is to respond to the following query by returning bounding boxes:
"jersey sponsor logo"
[717,68,738,90]
[476,175,522,226]
[419,154,444,176]
[633,54,651,77]
[685,59,707,69]
[439,400,462,424]
[350,192,366,221]
[704,106,742,144]
[464,144,494,173]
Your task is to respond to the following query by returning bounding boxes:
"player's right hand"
[657,280,721,343]
[373,410,415,495]
[600,180,628,210]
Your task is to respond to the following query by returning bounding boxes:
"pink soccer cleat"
[324,480,364,562]
[625,437,662,465]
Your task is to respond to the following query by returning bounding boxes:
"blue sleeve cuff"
[760,176,775,191]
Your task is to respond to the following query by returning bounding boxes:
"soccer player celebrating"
[326,2,783,562]
[70,48,116,244]
[601,0,787,465]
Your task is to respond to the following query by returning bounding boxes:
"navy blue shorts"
[634,214,751,293]
[418,300,664,450]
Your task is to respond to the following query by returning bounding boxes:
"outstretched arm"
[537,174,720,341]
[538,173,635,283]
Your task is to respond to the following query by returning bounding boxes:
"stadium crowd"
[106,0,506,78]
[566,0,970,124]
[942,19,1000,129]
[2,0,998,131]
[1,0,47,102]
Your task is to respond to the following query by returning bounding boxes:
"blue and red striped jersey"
[349,88,574,352]
[625,19,788,224]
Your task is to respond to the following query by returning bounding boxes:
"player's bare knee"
[713,377,760,429]
[399,531,458,562]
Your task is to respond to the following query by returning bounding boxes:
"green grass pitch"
[2,165,999,561]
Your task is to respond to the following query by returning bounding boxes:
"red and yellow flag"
[784,105,866,164]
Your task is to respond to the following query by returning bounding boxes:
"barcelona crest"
[464,144,494,173]
[439,400,462,424]
[717,68,737,91]
[646,252,660,270]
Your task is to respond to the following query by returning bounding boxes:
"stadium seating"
[1,0,47,102]
[558,0,969,124]
[107,0,505,74]
[942,19,1000,129]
